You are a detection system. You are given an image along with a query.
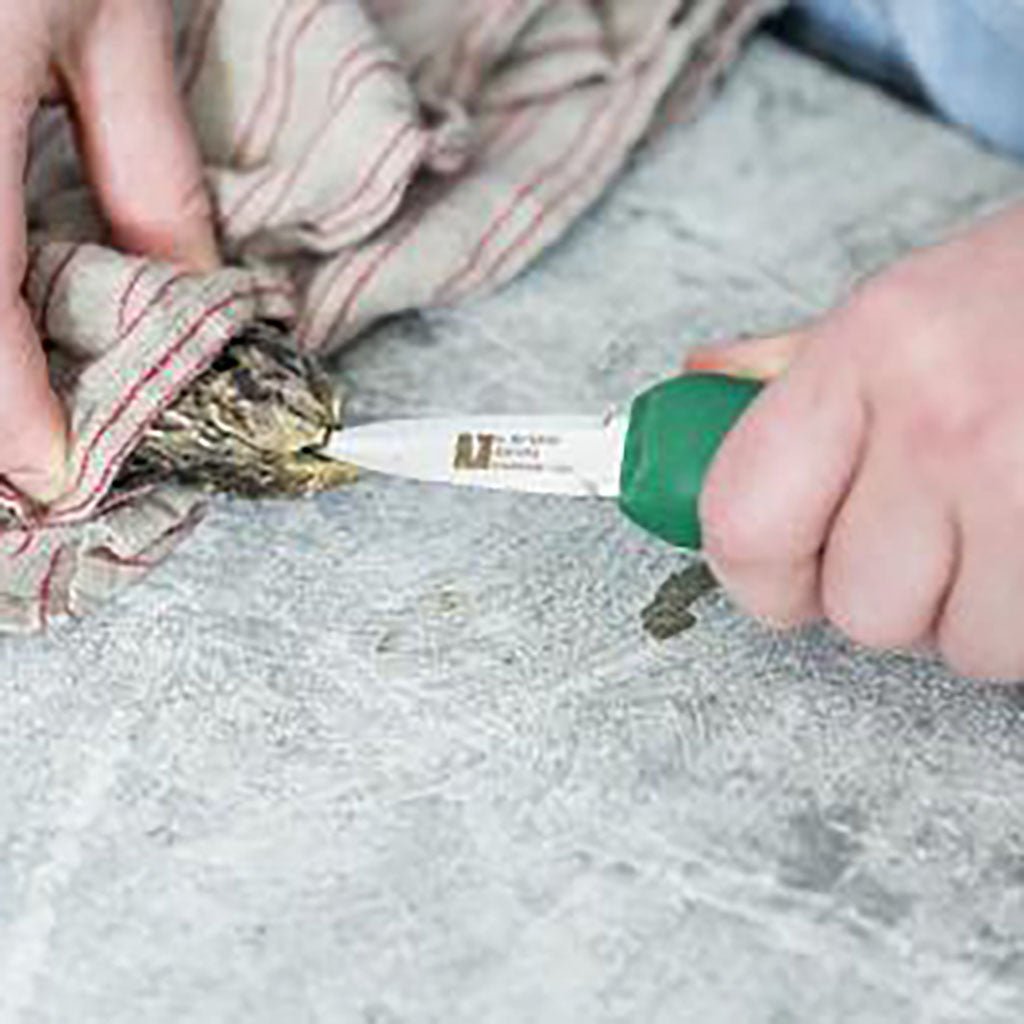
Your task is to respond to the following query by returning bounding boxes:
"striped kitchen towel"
[5,0,776,632]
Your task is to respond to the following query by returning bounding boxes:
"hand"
[0,0,218,503]
[687,202,1024,681]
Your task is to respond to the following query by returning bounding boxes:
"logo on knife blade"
[453,433,496,470]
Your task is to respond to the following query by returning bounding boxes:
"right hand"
[2,0,218,503]
[688,202,1024,681]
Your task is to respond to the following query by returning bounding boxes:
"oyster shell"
[1,323,357,528]
[114,323,357,498]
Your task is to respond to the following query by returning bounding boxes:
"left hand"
[0,0,218,504]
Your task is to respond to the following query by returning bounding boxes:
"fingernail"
[685,333,803,382]
[184,236,222,274]
[686,350,751,377]
[685,349,768,380]
[175,232,222,275]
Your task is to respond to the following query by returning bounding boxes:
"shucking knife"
[323,374,763,550]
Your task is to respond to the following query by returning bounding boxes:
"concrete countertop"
[3,38,1024,1023]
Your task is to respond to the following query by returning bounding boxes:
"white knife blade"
[323,413,629,498]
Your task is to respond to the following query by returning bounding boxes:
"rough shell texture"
[0,323,357,530]
[113,323,357,498]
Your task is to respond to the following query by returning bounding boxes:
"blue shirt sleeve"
[785,0,1024,159]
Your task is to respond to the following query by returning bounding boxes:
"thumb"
[684,331,808,382]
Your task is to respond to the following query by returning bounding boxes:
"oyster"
[114,322,357,498]
[2,323,357,526]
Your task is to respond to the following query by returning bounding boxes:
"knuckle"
[700,481,769,567]
[752,602,814,632]
[938,640,996,682]
[839,273,999,463]
[901,385,990,471]
[822,593,889,651]
[838,268,928,352]
[821,573,913,652]
[960,413,1024,520]
[714,561,820,631]
[839,270,954,383]
[937,626,1024,683]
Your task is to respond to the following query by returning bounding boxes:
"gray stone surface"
[4,38,1024,1023]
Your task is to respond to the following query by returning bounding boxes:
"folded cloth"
[5,0,776,633]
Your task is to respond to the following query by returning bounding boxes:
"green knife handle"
[619,374,764,550]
